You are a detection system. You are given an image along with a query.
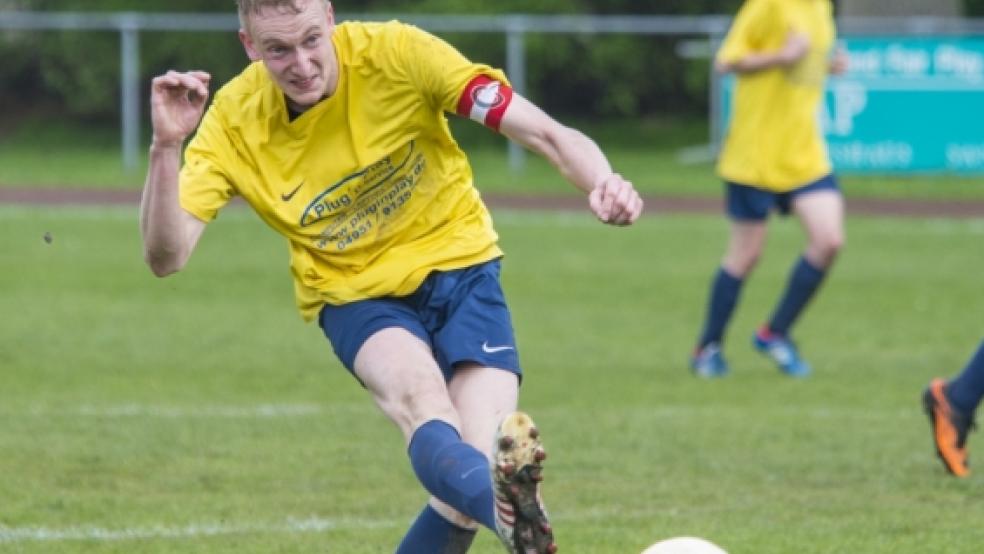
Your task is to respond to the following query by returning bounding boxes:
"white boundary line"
[0,507,707,544]
[0,503,782,545]
[0,516,398,544]
[38,403,324,418]
[4,402,920,421]
[6,403,377,418]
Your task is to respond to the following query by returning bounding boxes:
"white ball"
[641,536,728,554]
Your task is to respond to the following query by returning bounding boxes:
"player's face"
[239,0,337,112]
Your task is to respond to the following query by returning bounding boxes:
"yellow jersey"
[716,0,835,191]
[179,21,509,321]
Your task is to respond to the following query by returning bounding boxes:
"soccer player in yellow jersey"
[140,1,642,552]
[690,0,847,378]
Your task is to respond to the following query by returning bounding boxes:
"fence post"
[119,13,141,171]
[505,15,527,173]
[708,33,722,157]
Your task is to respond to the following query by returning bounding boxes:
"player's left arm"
[497,94,643,226]
[401,23,640,224]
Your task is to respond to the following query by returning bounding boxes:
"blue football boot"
[752,326,811,377]
[691,342,730,378]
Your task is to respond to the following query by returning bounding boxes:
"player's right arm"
[140,70,210,277]
[496,95,642,226]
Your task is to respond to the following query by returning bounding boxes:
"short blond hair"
[236,0,330,31]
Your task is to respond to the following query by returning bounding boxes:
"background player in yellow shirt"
[140,1,642,552]
[691,0,847,378]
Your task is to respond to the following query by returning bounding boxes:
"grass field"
[2,204,984,553]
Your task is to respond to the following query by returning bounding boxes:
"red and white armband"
[456,75,514,131]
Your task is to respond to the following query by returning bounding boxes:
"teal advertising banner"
[717,37,984,173]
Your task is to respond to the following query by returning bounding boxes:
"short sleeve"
[178,103,237,223]
[392,24,511,115]
[716,0,788,64]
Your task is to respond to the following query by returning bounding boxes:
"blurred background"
[1,0,983,198]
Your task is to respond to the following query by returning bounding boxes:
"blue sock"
[946,340,984,415]
[768,256,826,336]
[396,504,477,554]
[698,267,744,348]
[407,420,496,531]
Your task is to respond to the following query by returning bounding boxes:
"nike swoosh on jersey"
[482,341,515,354]
[281,181,304,201]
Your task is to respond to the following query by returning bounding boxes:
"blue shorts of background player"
[691,174,845,378]
[727,174,839,220]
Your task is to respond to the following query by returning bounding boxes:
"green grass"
[0,118,136,189]
[3,116,984,199]
[2,205,984,553]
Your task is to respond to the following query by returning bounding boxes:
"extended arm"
[497,94,643,226]
[140,70,211,277]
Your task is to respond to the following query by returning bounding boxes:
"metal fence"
[2,11,984,170]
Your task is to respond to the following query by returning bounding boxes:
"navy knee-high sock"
[698,267,744,348]
[768,256,827,336]
[407,420,496,531]
[396,504,477,554]
[946,340,984,415]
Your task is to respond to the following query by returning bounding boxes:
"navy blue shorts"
[318,259,521,384]
[726,174,840,221]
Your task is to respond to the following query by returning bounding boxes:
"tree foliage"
[0,0,978,124]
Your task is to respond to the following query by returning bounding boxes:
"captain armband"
[455,75,514,132]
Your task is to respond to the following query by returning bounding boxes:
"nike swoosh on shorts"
[482,342,515,354]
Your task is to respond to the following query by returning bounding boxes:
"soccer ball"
[641,536,728,554]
